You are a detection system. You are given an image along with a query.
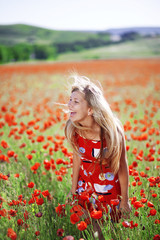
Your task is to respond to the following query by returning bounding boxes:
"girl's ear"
[88,108,93,116]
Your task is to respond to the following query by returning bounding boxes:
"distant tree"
[121,32,139,41]
[0,45,13,63]
[33,45,57,60]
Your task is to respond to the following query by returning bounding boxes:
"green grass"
[0,24,110,45]
[56,37,160,61]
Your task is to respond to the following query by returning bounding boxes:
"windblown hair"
[65,74,124,175]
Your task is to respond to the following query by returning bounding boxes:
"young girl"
[65,75,131,238]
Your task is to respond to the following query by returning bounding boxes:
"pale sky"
[0,0,160,31]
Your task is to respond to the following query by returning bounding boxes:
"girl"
[65,75,131,238]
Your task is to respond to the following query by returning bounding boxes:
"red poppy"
[57,228,64,236]
[154,220,160,224]
[134,211,139,217]
[153,234,160,240]
[57,176,63,181]
[141,198,147,203]
[63,236,74,240]
[77,221,87,231]
[91,209,102,220]
[1,140,9,148]
[14,174,19,178]
[147,201,154,208]
[37,136,44,142]
[133,201,144,209]
[36,198,44,205]
[70,213,80,224]
[8,209,17,217]
[147,209,157,217]
[79,192,89,202]
[42,190,50,197]
[24,210,29,220]
[26,154,33,160]
[152,193,157,198]
[56,158,64,164]
[31,162,41,171]
[55,204,66,217]
[27,182,34,188]
[7,150,15,157]
[122,221,130,228]
[70,205,84,217]
[17,219,23,226]
[129,221,138,229]
[110,199,119,206]
[35,231,40,236]
[7,228,17,240]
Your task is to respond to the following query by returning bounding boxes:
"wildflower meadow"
[0,59,160,240]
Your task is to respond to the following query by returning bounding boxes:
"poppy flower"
[37,136,44,142]
[7,150,15,157]
[134,211,139,217]
[1,140,9,148]
[79,192,89,202]
[27,182,34,188]
[141,198,147,203]
[152,193,157,198]
[147,201,154,208]
[36,198,44,205]
[17,219,23,226]
[129,221,138,229]
[55,204,66,217]
[122,221,130,228]
[56,158,64,164]
[24,211,29,220]
[147,209,157,217]
[77,221,87,231]
[42,190,50,197]
[63,236,74,240]
[8,209,17,217]
[35,231,40,236]
[70,205,84,217]
[7,228,17,240]
[110,199,119,206]
[70,213,80,224]
[57,176,63,181]
[153,234,160,240]
[26,154,33,160]
[57,228,64,236]
[133,201,144,209]
[91,209,102,219]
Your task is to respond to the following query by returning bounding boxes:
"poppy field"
[0,59,160,240]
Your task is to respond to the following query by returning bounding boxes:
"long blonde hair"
[65,74,124,175]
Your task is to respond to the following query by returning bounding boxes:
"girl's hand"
[65,191,73,205]
[119,200,132,219]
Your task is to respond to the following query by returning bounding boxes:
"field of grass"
[0,59,160,240]
[0,24,110,45]
[56,37,160,61]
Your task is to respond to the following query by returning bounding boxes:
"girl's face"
[68,90,92,124]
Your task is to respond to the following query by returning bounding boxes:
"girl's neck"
[78,121,101,141]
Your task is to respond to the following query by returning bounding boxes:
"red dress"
[75,133,121,222]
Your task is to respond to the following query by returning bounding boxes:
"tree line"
[0,32,139,64]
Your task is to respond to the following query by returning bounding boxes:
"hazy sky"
[0,0,160,30]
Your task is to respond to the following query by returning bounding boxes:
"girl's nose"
[68,100,72,108]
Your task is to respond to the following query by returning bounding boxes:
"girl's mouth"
[70,112,76,117]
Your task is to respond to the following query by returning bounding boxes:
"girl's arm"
[66,150,81,203]
[71,150,81,194]
[118,135,132,216]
